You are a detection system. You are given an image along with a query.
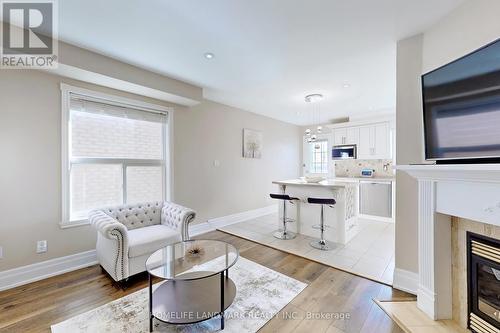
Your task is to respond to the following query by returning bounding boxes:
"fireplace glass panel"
[477,263,500,324]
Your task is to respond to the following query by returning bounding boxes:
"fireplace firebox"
[467,232,500,333]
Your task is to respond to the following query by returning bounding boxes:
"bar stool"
[270,194,299,240]
[307,197,336,251]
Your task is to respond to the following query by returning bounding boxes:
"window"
[308,140,328,174]
[61,84,171,226]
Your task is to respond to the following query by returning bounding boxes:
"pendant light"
[304,93,324,149]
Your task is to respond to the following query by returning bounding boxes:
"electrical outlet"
[36,240,47,254]
[0,246,3,259]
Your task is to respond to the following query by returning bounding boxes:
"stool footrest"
[312,224,331,229]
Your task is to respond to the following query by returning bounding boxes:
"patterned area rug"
[51,257,307,333]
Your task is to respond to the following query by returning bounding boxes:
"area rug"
[51,257,307,333]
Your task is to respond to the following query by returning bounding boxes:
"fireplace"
[467,232,500,333]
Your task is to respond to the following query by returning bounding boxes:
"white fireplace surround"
[398,164,500,321]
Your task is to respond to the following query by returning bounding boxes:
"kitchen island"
[272,179,359,244]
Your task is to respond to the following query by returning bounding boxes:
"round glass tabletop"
[146,239,239,280]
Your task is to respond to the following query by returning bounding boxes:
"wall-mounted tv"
[422,38,500,163]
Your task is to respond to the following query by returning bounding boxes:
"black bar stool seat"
[307,196,337,251]
[269,193,299,240]
[307,198,336,205]
[270,194,299,201]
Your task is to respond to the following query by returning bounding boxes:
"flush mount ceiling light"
[342,83,351,88]
[204,52,215,59]
[304,93,323,103]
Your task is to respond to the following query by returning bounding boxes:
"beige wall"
[421,0,500,74]
[174,100,302,224]
[394,0,500,276]
[0,70,301,271]
[394,34,423,274]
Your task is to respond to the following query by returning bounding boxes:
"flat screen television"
[422,38,500,163]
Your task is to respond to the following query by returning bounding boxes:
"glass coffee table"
[145,239,239,332]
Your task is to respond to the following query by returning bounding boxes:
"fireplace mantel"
[397,163,500,321]
[398,164,500,183]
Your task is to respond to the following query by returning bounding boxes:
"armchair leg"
[111,278,129,290]
[120,278,129,290]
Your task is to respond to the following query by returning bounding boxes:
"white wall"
[395,0,500,277]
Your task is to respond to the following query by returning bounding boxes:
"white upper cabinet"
[374,122,389,159]
[346,127,359,145]
[333,128,346,145]
[333,127,359,146]
[357,122,390,159]
[330,120,392,160]
[358,126,372,158]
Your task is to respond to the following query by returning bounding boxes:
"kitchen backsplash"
[334,159,394,178]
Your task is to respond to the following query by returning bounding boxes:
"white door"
[303,135,330,176]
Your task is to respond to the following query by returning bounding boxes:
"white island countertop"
[272,179,353,188]
[333,176,395,182]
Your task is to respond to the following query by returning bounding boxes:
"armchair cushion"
[127,225,181,258]
[102,201,163,230]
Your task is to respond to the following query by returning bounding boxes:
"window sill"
[60,219,90,229]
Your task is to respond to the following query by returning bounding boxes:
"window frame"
[60,83,174,228]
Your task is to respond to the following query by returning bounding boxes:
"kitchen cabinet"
[328,119,393,160]
[357,122,389,159]
[358,126,372,158]
[359,180,392,218]
[333,127,359,145]
[374,122,389,158]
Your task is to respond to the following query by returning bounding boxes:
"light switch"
[213,160,220,167]
[0,246,3,259]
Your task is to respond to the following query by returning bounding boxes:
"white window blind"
[68,94,168,221]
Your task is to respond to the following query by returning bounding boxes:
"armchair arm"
[89,210,129,280]
[161,202,196,241]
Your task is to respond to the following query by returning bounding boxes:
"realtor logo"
[1,0,58,68]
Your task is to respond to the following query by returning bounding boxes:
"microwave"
[332,145,357,160]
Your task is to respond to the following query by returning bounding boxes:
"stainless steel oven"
[332,145,357,160]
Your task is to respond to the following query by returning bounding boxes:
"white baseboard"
[0,250,97,292]
[190,205,278,237]
[393,268,418,295]
[358,213,395,223]
[189,222,215,237]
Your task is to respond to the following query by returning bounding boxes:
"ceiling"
[58,0,464,125]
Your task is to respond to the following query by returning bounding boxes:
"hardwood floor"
[0,231,414,333]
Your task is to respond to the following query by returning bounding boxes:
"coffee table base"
[149,271,236,331]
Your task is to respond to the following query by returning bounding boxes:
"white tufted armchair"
[89,201,196,282]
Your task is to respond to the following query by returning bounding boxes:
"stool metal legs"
[310,204,335,251]
[273,199,296,240]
